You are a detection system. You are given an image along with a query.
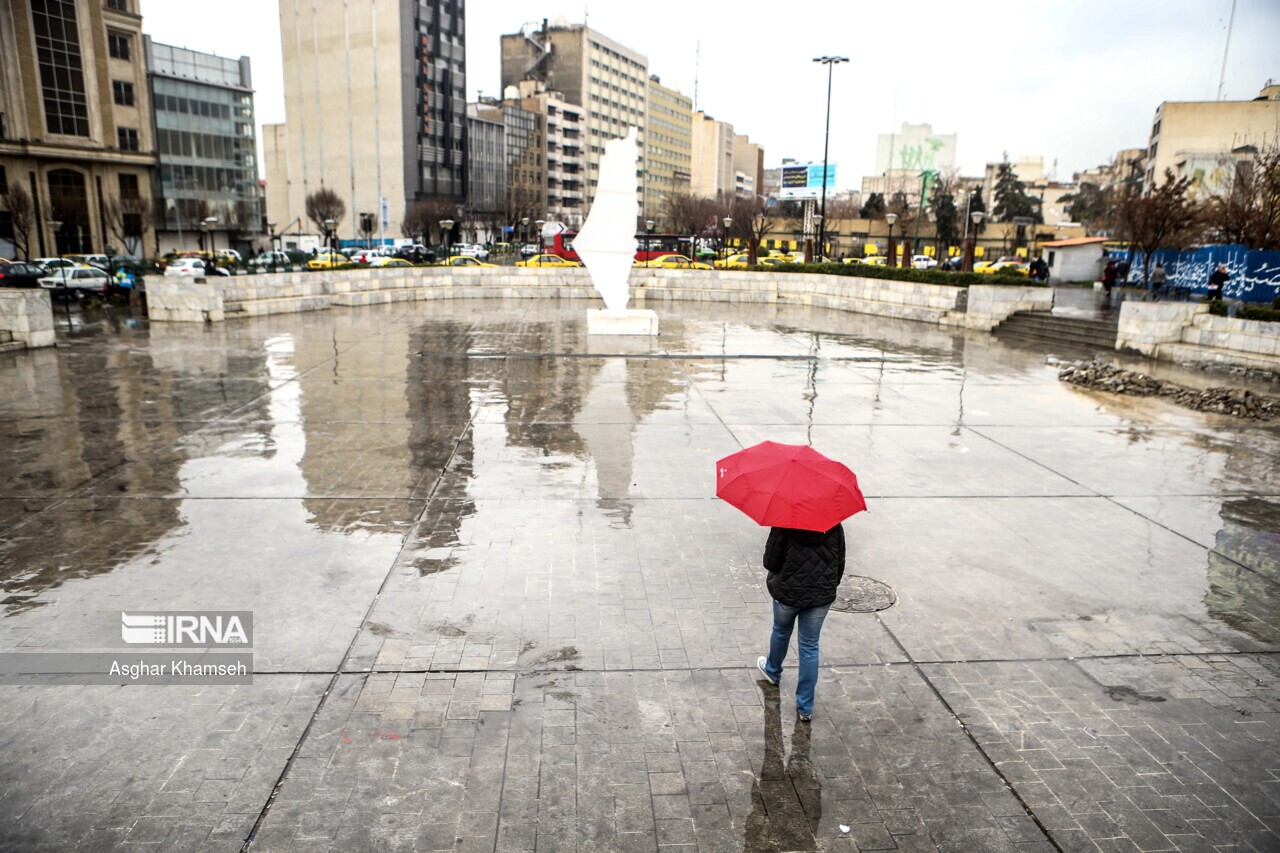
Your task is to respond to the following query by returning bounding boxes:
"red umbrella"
[716,441,866,532]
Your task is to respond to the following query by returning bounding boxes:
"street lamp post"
[645,219,655,268]
[722,216,733,266]
[886,212,898,268]
[811,215,822,262]
[964,211,984,272]
[812,56,848,263]
[440,219,454,263]
[521,216,529,258]
[322,218,336,260]
[534,219,545,268]
[204,217,219,266]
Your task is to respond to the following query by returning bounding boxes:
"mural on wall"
[874,122,957,175]
[1182,153,1238,201]
[1134,245,1280,303]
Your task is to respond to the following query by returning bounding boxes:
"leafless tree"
[1210,144,1280,250]
[728,196,776,264]
[1115,169,1207,284]
[2,181,36,260]
[662,192,718,239]
[103,195,154,257]
[401,199,458,245]
[305,187,346,234]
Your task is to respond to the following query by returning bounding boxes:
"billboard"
[874,122,956,174]
[779,162,837,199]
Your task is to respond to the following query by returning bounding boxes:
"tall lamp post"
[645,219,655,268]
[812,215,822,261]
[204,217,219,267]
[534,219,545,267]
[964,211,984,272]
[886,212,898,268]
[521,216,529,257]
[722,216,733,266]
[812,56,847,262]
[439,219,454,263]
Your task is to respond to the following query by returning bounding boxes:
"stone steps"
[224,294,331,317]
[995,311,1118,352]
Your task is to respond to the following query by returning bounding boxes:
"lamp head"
[886,213,898,227]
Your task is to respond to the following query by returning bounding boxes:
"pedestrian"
[755,523,846,722]
[1150,263,1167,300]
[1207,263,1229,301]
[1117,258,1131,286]
[1102,260,1118,296]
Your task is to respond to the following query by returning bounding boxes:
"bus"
[543,230,691,263]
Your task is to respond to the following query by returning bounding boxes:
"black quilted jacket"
[764,525,846,608]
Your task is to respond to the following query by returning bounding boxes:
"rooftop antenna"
[583,2,588,28]
[1217,0,1236,100]
[693,39,700,112]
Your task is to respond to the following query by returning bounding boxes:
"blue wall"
[1121,245,1280,303]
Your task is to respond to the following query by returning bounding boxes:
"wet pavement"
[0,299,1278,852]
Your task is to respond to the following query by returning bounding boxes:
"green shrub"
[757,261,1035,287]
[1207,300,1280,323]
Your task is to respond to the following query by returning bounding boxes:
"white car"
[911,255,938,269]
[455,244,490,261]
[348,249,386,264]
[165,258,228,277]
[39,266,111,295]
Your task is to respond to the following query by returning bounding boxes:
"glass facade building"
[146,39,260,243]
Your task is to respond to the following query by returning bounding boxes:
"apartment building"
[644,74,692,219]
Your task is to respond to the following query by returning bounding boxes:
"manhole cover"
[830,576,897,613]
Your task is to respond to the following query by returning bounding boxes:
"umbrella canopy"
[716,441,866,532]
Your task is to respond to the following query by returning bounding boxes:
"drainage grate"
[830,576,897,613]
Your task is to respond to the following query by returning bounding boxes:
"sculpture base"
[586,308,659,336]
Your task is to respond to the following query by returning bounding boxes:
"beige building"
[691,112,734,203]
[509,80,584,228]
[0,0,155,259]
[501,19,648,216]
[643,74,692,218]
[1145,81,1280,198]
[732,134,763,200]
[268,0,467,247]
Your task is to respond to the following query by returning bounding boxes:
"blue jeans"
[761,600,830,717]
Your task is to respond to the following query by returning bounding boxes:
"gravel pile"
[1058,359,1280,420]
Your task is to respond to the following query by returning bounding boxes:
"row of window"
[155,93,245,121]
[157,128,249,164]
[159,164,257,197]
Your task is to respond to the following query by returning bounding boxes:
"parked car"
[39,265,111,295]
[347,249,386,264]
[714,253,754,269]
[164,258,228,277]
[394,245,437,264]
[63,253,111,271]
[441,256,497,268]
[519,243,539,259]
[633,255,711,270]
[306,250,350,269]
[32,257,77,272]
[981,261,1029,276]
[454,243,490,261]
[0,261,48,288]
[368,257,412,268]
[515,254,580,268]
[249,251,292,268]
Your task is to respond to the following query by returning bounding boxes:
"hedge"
[755,261,1035,287]
[1207,296,1280,323]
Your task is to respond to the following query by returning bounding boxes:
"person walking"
[755,523,846,722]
[1207,263,1229,301]
[1102,259,1118,298]
[1150,263,1168,300]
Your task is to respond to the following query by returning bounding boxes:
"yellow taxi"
[515,254,580,268]
[633,254,712,270]
[714,253,753,269]
[368,257,412,268]
[979,261,1029,276]
[441,256,497,268]
[307,250,350,269]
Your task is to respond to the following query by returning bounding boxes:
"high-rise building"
[500,19,647,215]
[508,80,584,228]
[267,0,467,245]
[0,0,155,259]
[466,105,505,224]
[643,75,692,218]
[146,39,260,255]
[1145,81,1280,198]
[732,134,763,200]
[691,112,734,203]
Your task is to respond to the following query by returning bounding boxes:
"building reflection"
[1205,497,1280,645]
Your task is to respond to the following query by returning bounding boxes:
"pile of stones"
[1058,359,1279,420]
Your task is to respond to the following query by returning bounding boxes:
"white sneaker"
[755,656,779,686]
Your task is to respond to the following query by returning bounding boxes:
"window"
[105,0,129,10]
[112,80,134,106]
[0,165,7,194]
[33,0,91,136]
[118,173,138,199]
[108,30,130,60]
[117,126,139,151]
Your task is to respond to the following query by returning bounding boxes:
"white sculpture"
[576,127,659,335]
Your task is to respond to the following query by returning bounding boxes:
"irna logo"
[121,611,253,647]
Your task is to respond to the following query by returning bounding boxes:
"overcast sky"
[141,0,1279,189]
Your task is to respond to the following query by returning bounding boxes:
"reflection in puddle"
[745,686,822,851]
[1206,498,1280,644]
